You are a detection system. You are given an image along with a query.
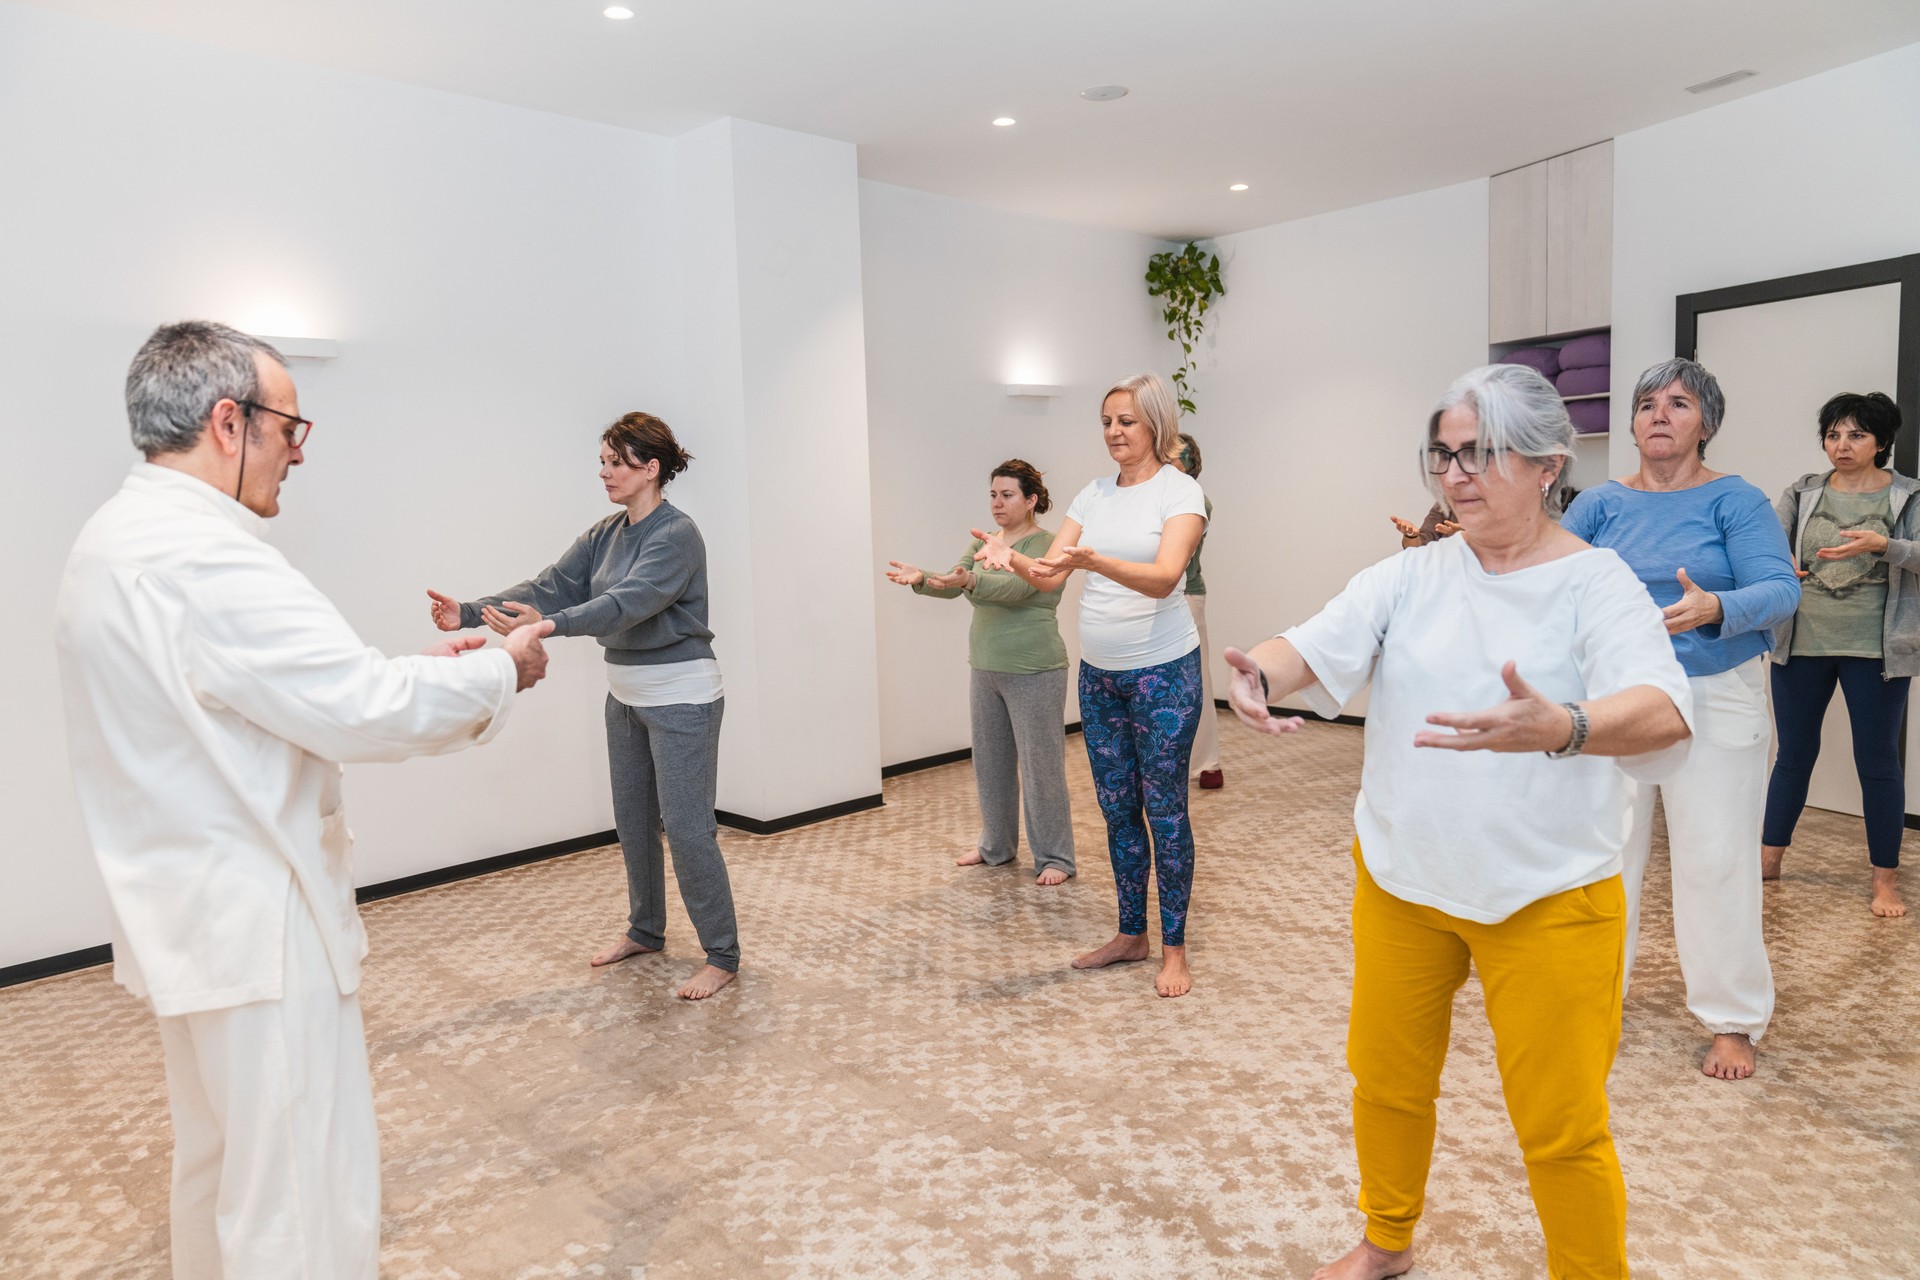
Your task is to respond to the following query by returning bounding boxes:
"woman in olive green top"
[1764,392,1919,917]
[885,460,1076,885]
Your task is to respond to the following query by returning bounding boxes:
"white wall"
[0,2,681,968]
[1610,41,1920,457]
[1196,181,1491,712]
[860,181,1168,765]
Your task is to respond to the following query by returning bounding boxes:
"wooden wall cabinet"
[1489,140,1612,343]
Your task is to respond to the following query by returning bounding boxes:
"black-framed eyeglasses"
[1424,443,1497,476]
[240,400,314,448]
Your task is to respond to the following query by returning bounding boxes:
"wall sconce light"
[1004,384,1063,398]
[255,335,339,361]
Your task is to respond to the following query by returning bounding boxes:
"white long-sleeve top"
[1282,535,1694,924]
[56,465,517,1015]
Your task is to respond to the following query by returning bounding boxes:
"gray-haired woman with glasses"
[1225,363,1691,1280]
[1562,358,1800,1083]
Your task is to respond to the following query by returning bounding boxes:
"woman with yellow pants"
[1225,364,1695,1280]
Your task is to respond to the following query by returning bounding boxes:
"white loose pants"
[1622,656,1775,1042]
[154,893,380,1279]
[1186,593,1220,775]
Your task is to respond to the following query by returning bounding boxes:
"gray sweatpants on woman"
[604,695,739,972]
[970,667,1075,877]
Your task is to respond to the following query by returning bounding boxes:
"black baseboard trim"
[717,793,884,835]
[882,722,1085,779]
[1212,697,1366,728]
[356,830,618,905]
[0,945,114,990]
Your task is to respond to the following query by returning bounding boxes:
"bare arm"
[1414,664,1690,756]
[1036,513,1205,599]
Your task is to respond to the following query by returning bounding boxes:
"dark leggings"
[1762,656,1909,868]
[1078,649,1203,945]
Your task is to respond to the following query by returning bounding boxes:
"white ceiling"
[21,0,1920,239]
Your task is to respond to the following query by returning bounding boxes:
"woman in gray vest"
[426,412,738,999]
[1763,392,1918,918]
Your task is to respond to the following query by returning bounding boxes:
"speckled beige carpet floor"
[4,713,1918,1278]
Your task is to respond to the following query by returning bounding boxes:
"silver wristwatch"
[1545,701,1590,759]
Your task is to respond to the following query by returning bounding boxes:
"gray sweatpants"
[970,667,1075,876]
[604,694,739,972]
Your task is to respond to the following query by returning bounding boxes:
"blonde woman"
[974,373,1207,997]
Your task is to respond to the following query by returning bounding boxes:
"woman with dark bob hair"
[884,460,1076,885]
[1764,391,1917,917]
[426,412,739,999]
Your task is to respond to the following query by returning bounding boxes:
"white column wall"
[859,181,1168,765]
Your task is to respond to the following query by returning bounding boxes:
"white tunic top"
[1064,465,1209,671]
[1283,535,1694,924]
[56,465,518,1015]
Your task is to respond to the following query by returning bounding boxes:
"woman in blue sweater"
[1562,358,1800,1081]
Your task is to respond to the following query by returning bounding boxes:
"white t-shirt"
[1065,465,1209,671]
[1283,535,1694,924]
[606,657,724,708]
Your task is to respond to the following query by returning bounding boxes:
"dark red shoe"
[1198,769,1223,790]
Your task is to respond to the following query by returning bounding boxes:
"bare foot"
[1702,1033,1756,1080]
[678,965,736,1000]
[1071,932,1150,970]
[1872,867,1907,917]
[1156,945,1192,998]
[955,848,985,867]
[1036,867,1069,886]
[1761,844,1785,880]
[1311,1237,1414,1280]
[590,937,659,967]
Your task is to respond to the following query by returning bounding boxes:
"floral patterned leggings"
[1078,649,1203,946]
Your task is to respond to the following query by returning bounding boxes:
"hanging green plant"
[1145,240,1226,416]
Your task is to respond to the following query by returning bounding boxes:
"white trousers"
[1622,656,1775,1042]
[155,894,380,1279]
[1186,593,1220,775]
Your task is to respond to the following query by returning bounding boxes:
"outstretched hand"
[426,588,462,632]
[503,620,557,692]
[924,568,973,590]
[967,529,1014,571]
[1390,515,1422,541]
[1415,661,1575,753]
[1660,567,1723,635]
[1223,646,1304,737]
[884,560,927,587]
[481,601,544,636]
[421,635,488,659]
[1034,543,1099,576]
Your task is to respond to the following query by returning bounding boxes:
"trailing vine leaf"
[1145,240,1225,416]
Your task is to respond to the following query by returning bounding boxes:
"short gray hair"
[126,321,286,456]
[1630,357,1725,453]
[1102,372,1184,464]
[1424,364,1575,513]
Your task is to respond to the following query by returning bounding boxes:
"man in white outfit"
[56,321,555,1278]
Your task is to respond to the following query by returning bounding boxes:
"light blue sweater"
[1561,477,1800,678]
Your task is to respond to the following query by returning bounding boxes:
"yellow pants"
[1348,842,1629,1278]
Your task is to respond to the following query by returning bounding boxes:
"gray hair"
[1630,357,1725,454]
[1423,364,1575,514]
[126,321,286,456]
[1102,372,1184,464]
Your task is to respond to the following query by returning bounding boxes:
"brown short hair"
[991,458,1052,515]
[602,412,692,486]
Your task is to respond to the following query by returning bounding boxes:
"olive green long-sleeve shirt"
[913,529,1068,674]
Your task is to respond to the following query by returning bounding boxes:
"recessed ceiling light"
[604,6,634,18]
[1080,85,1129,102]
[1685,69,1756,94]
[1229,183,1249,192]
[992,117,1016,127]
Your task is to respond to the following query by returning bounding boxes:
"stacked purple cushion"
[1555,366,1610,397]
[1500,346,1561,379]
[1558,332,1610,370]
[1567,398,1609,434]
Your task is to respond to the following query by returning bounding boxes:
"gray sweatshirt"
[461,501,715,666]
[1772,469,1920,677]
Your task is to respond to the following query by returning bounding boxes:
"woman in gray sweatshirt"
[426,412,738,999]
